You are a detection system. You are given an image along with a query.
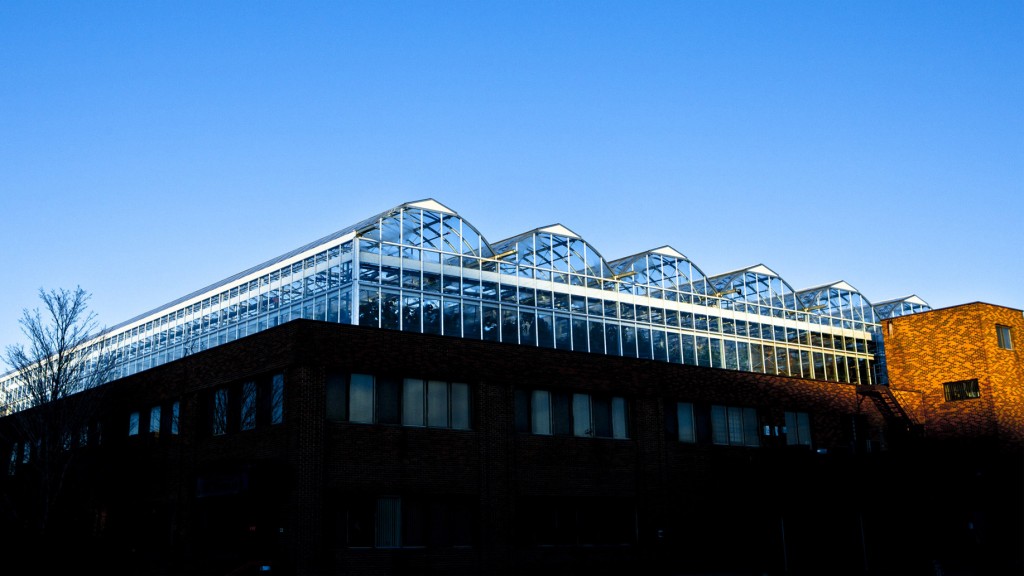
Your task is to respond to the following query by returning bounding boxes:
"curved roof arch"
[357,198,496,258]
[706,264,801,312]
[607,246,712,294]
[795,280,877,324]
[491,224,615,279]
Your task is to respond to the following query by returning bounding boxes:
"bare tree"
[2,286,114,537]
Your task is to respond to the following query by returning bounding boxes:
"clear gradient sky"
[1,1,1021,350]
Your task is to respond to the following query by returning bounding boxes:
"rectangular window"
[270,373,284,425]
[170,401,180,435]
[240,381,257,431]
[943,379,981,402]
[342,374,471,430]
[377,377,401,425]
[531,390,551,435]
[327,374,348,422]
[212,388,229,436]
[711,405,759,447]
[784,411,811,446]
[402,378,425,426]
[427,380,449,427]
[520,389,628,439]
[376,496,402,548]
[611,397,627,439]
[997,325,1013,350]
[129,411,140,436]
[572,393,591,436]
[8,444,16,475]
[149,406,161,435]
[450,382,471,430]
[349,374,375,423]
[677,402,696,443]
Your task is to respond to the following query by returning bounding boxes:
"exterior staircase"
[856,384,923,437]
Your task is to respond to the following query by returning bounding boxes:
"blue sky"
[1,1,1021,349]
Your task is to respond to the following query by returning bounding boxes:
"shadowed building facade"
[1,200,1020,575]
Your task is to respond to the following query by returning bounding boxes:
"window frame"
[128,411,140,436]
[997,324,1013,350]
[943,378,981,402]
[710,404,760,447]
[784,411,812,446]
[518,388,629,439]
[333,373,472,430]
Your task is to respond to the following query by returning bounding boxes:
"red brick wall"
[883,302,1024,444]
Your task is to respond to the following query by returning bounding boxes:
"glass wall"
[0,199,930,414]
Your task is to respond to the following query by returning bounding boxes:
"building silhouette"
[1,200,1020,575]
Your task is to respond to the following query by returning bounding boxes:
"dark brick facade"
[2,318,1021,575]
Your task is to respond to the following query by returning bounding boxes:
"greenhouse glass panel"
[763,345,776,374]
[483,305,500,342]
[463,302,481,340]
[502,308,518,343]
[520,311,537,346]
[737,341,750,371]
[652,330,667,362]
[605,324,620,356]
[696,336,711,367]
[589,321,605,354]
[638,328,652,359]
[572,317,588,352]
[443,299,461,337]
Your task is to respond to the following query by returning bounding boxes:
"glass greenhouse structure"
[1,199,930,414]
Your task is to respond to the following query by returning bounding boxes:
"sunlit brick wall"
[883,302,1024,444]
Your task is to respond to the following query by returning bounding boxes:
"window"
[240,381,257,431]
[376,496,402,548]
[149,406,161,435]
[677,402,696,443]
[710,405,759,447]
[209,374,282,436]
[170,401,180,435]
[997,325,1013,350]
[8,443,17,475]
[943,379,981,402]
[330,374,471,430]
[270,373,284,425]
[129,411,140,436]
[784,411,811,446]
[212,388,229,436]
[516,389,628,439]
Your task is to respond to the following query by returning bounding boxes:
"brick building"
[1,200,1021,575]
[3,317,1021,575]
[883,302,1024,445]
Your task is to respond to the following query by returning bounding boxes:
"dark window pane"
[592,396,612,437]
[376,377,401,424]
[552,392,571,436]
